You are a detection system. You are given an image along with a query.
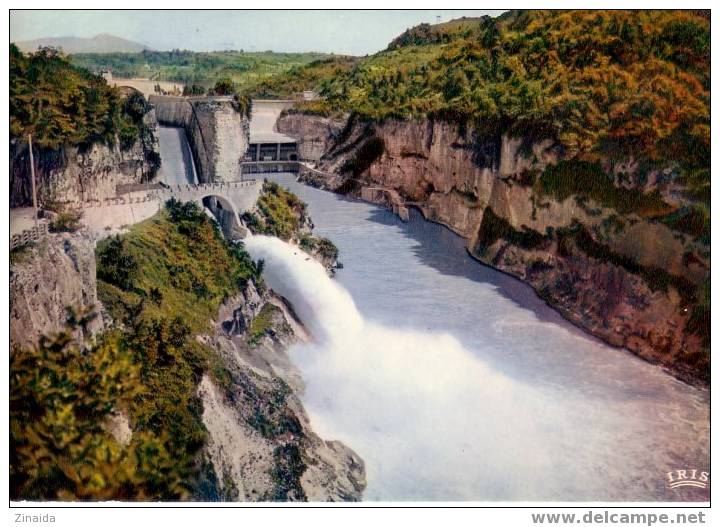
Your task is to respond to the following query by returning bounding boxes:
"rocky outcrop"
[9,110,160,208]
[199,288,365,501]
[150,95,250,183]
[276,111,346,161]
[278,113,710,384]
[10,231,105,349]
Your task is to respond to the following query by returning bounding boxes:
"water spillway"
[157,125,198,185]
[245,173,709,502]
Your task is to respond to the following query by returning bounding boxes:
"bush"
[212,77,235,96]
[538,160,671,217]
[476,206,545,252]
[49,208,83,233]
[96,235,138,291]
[10,309,185,500]
[247,181,308,241]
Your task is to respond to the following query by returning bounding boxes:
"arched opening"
[201,195,245,240]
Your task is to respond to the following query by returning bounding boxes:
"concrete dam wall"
[149,95,250,183]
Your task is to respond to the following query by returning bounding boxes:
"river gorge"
[245,173,709,501]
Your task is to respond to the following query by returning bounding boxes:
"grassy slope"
[96,200,262,496]
[245,10,709,243]
[244,11,709,172]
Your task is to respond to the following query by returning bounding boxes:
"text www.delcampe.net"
[531,510,708,526]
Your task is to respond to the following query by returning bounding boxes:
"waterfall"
[243,234,643,501]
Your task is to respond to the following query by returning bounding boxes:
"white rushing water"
[157,125,198,185]
[243,174,709,502]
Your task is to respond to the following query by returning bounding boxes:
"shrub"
[475,206,545,252]
[10,308,185,500]
[538,160,671,216]
[97,236,138,290]
[49,208,83,233]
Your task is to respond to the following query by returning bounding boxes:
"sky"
[10,10,504,55]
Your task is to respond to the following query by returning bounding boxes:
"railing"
[154,179,259,194]
[240,161,300,174]
[11,223,48,251]
[116,182,165,195]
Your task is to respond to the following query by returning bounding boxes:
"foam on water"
[245,234,709,501]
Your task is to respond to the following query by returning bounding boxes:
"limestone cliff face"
[276,111,346,161]
[277,113,710,384]
[200,287,365,501]
[150,95,250,183]
[9,110,160,207]
[10,231,105,349]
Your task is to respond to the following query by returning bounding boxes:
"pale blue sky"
[10,10,504,55]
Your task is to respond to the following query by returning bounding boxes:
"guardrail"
[241,161,300,174]
[10,223,48,251]
[116,182,165,194]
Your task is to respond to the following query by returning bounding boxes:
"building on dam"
[241,130,299,174]
[245,131,298,162]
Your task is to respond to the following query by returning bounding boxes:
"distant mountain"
[15,33,150,54]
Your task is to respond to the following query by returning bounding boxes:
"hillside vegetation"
[245,11,709,175]
[10,44,149,150]
[10,200,263,500]
[69,50,331,91]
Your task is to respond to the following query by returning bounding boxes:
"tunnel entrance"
[202,195,245,240]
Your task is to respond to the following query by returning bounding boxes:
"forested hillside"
[70,50,331,91]
[247,10,709,183]
[10,44,149,150]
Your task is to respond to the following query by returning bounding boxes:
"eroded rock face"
[277,113,709,384]
[10,231,105,349]
[200,290,366,501]
[9,111,160,207]
[276,112,347,161]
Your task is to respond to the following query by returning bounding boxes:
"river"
[244,173,709,502]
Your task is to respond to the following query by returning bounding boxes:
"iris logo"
[666,469,709,490]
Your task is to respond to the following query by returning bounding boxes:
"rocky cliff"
[10,231,105,349]
[199,287,365,501]
[276,111,346,161]
[278,112,710,384]
[9,110,160,208]
[150,95,250,183]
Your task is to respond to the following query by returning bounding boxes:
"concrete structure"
[243,99,298,170]
[149,95,250,184]
[152,180,261,238]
